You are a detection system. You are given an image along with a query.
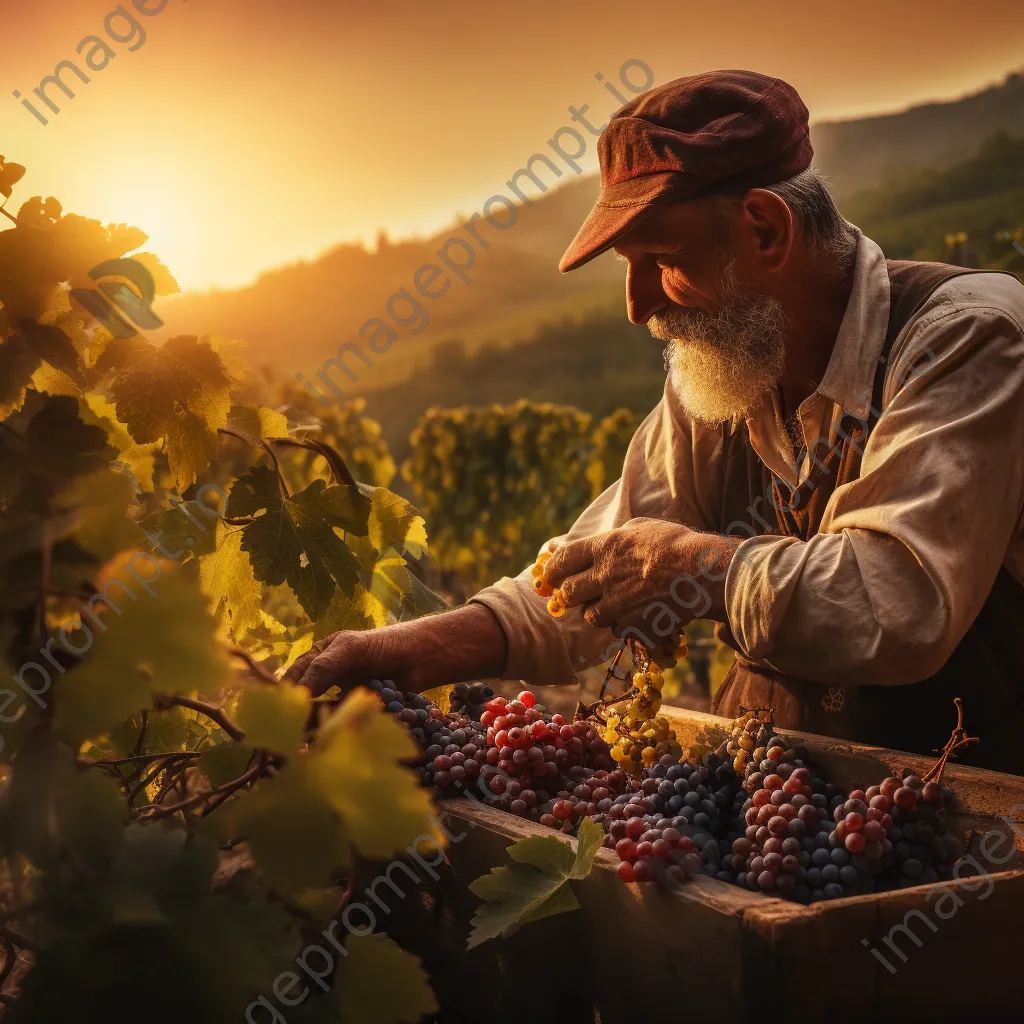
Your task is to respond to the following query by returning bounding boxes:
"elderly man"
[290,70,1024,771]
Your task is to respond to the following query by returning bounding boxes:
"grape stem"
[135,755,266,820]
[81,750,201,769]
[229,647,279,684]
[923,697,979,784]
[153,694,245,742]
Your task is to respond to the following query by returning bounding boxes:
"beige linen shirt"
[470,232,1024,689]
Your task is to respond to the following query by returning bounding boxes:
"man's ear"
[738,188,794,270]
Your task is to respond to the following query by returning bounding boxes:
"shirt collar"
[815,229,891,418]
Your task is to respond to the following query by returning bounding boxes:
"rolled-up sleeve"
[726,285,1024,686]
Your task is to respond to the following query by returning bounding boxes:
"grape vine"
[0,163,443,1020]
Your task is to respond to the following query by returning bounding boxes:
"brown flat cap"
[559,70,813,273]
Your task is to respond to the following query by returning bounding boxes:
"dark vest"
[711,260,1024,773]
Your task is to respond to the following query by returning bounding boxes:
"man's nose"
[625,263,670,325]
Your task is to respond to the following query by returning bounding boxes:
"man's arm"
[286,603,508,696]
[288,390,705,695]
[727,283,1024,685]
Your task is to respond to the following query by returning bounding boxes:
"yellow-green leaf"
[313,689,441,861]
[229,403,289,440]
[199,519,262,638]
[231,758,348,893]
[236,683,309,755]
[95,334,234,490]
[335,935,438,1024]
[55,564,230,745]
[467,817,603,949]
[360,486,427,557]
[198,742,254,787]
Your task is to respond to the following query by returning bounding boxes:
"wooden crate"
[379,706,1024,1024]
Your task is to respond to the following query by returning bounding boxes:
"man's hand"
[284,603,509,697]
[544,518,736,642]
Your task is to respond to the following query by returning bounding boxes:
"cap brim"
[558,170,685,273]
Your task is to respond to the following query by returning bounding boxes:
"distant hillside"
[845,130,1024,266]
[157,174,613,387]
[811,71,1024,196]
[156,69,1024,391]
[362,306,665,468]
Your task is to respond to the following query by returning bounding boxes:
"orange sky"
[3,0,1024,291]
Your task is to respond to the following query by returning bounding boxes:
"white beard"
[649,263,789,426]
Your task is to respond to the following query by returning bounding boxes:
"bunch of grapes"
[530,548,566,616]
[724,707,775,775]
[410,689,622,825]
[611,822,703,885]
[449,681,495,721]
[878,773,962,888]
[528,546,687,778]
[602,664,685,778]
[367,679,437,732]
[535,765,633,831]
[598,753,741,882]
[416,707,489,796]
[720,713,901,902]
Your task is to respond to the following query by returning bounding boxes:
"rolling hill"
[155,69,1024,400]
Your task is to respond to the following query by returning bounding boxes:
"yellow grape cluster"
[530,549,568,617]
[603,664,684,777]
[725,707,776,775]
[530,547,686,778]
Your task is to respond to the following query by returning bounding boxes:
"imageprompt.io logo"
[71,257,164,337]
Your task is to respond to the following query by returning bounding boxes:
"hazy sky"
[4,0,1023,291]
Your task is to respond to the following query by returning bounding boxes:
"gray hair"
[717,167,858,271]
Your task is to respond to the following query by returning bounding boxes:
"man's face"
[614,198,789,425]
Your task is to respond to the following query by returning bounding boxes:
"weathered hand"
[544,518,735,639]
[283,604,509,698]
[284,628,384,697]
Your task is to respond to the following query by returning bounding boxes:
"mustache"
[648,303,717,343]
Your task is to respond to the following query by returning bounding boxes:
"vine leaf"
[198,742,254,787]
[359,485,428,557]
[130,251,180,296]
[96,334,234,490]
[235,682,309,755]
[83,393,161,492]
[0,320,38,419]
[231,757,349,893]
[53,468,140,564]
[334,935,438,1024]
[228,403,289,441]
[198,520,262,639]
[467,816,603,949]
[313,688,442,860]
[138,501,218,561]
[0,394,116,510]
[229,466,369,621]
[0,157,26,198]
[315,583,386,636]
[55,564,230,746]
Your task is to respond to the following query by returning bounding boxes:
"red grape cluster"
[880,773,962,888]
[612,823,703,885]
[721,714,895,902]
[408,689,964,900]
[416,690,621,825]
